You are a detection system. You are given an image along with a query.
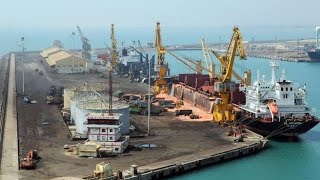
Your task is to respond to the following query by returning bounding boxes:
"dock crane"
[76,26,91,60]
[154,22,168,94]
[166,50,216,78]
[201,37,215,78]
[111,24,117,70]
[211,49,251,86]
[212,27,247,123]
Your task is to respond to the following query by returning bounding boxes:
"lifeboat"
[268,101,279,115]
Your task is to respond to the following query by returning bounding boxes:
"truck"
[175,109,193,116]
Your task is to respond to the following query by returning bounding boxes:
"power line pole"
[147,42,153,135]
[21,35,25,95]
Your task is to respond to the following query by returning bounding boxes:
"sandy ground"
[16,52,260,180]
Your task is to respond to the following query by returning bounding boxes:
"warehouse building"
[40,47,94,74]
[40,46,62,59]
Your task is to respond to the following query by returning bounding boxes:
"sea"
[1,26,320,180]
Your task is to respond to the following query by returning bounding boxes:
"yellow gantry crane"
[111,24,117,70]
[154,22,168,94]
[212,27,247,123]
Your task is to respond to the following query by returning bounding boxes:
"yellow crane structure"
[212,27,247,123]
[166,50,210,75]
[111,24,117,70]
[211,49,251,86]
[154,22,168,94]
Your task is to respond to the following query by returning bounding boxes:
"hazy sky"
[1,0,319,29]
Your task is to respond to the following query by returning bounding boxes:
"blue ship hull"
[307,51,320,61]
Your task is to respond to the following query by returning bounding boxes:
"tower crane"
[76,26,91,60]
[111,24,117,70]
[154,22,168,94]
[212,27,247,123]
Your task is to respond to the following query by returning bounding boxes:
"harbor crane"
[201,37,215,78]
[76,26,91,60]
[212,27,247,123]
[154,22,168,94]
[111,24,117,70]
[166,50,215,78]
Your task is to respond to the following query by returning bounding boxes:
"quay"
[120,130,267,180]
[0,54,19,179]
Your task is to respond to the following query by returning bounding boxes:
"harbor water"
[169,52,320,180]
[1,27,320,180]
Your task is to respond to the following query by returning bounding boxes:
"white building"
[70,92,130,135]
[86,113,129,154]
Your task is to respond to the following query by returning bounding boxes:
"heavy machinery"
[111,24,117,70]
[20,149,39,169]
[76,26,92,60]
[154,22,168,94]
[212,27,247,123]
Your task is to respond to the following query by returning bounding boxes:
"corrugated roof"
[66,82,108,91]
[40,46,62,58]
[72,92,128,110]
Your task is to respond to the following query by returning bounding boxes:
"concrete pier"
[121,131,268,180]
[0,54,19,179]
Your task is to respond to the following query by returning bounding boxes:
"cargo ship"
[237,61,319,137]
[171,62,319,137]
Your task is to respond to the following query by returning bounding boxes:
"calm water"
[169,53,320,180]
[1,26,320,180]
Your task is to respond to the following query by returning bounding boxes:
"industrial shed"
[70,92,130,135]
[46,51,94,73]
[40,46,62,59]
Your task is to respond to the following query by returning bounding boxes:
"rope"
[265,124,289,139]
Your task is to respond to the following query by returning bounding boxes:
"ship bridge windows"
[290,87,293,91]
[286,87,288,91]
[281,87,283,91]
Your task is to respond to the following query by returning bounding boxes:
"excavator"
[20,149,40,169]
[154,22,168,94]
[212,27,247,123]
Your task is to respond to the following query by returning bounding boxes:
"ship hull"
[307,51,320,62]
[243,119,319,137]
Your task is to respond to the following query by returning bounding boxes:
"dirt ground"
[16,52,256,180]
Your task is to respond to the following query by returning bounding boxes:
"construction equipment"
[154,22,168,94]
[20,149,39,169]
[212,27,247,123]
[76,26,92,60]
[111,24,117,70]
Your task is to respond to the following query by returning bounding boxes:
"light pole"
[147,42,153,135]
[72,32,75,72]
[21,35,25,95]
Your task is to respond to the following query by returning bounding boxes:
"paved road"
[0,53,19,179]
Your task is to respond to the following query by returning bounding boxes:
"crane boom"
[201,37,213,70]
[210,49,250,86]
[76,26,91,60]
[223,27,246,82]
[111,24,117,69]
[154,22,168,94]
[166,51,200,74]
